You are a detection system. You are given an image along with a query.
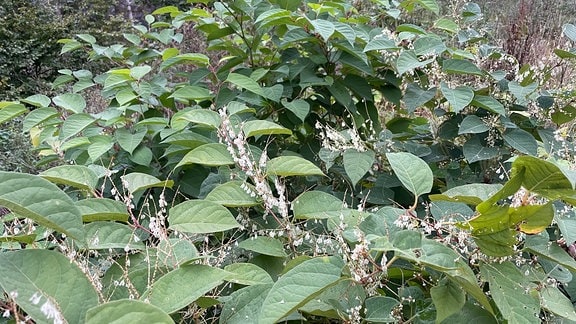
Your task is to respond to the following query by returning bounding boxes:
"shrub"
[1,0,576,322]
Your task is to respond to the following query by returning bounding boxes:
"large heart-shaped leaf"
[0,172,84,241]
[86,300,174,324]
[168,200,240,233]
[0,250,98,324]
[141,264,229,314]
[386,152,433,198]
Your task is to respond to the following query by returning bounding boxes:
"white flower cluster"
[29,293,64,324]
[316,121,366,153]
[218,107,289,219]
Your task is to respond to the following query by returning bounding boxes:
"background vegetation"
[1,0,576,323]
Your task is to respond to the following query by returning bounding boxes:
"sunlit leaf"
[121,173,174,194]
[86,300,174,324]
[386,152,433,198]
[168,200,240,233]
[176,143,234,168]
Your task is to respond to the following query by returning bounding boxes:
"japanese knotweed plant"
[1,0,576,323]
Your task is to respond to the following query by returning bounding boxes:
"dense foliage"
[2,0,576,322]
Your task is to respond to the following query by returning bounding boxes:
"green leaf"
[414,36,446,56]
[442,302,497,323]
[156,238,199,268]
[60,113,96,141]
[22,94,51,107]
[551,105,576,125]
[238,237,287,258]
[161,130,212,147]
[281,98,310,122]
[442,59,483,76]
[61,137,90,151]
[160,53,209,71]
[343,149,375,186]
[0,102,27,124]
[503,128,537,156]
[267,156,324,177]
[463,136,499,163]
[224,263,274,286]
[227,73,265,97]
[255,9,292,28]
[416,0,440,14]
[52,93,86,113]
[88,136,114,161]
[204,181,260,207]
[115,128,147,155]
[152,5,181,15]
[513,203,555,235]
[40,165,99,192]
[121,173,174,194]
[168,200,240,233]
[0,172,84,242]
[299,279,365,319]
[471,95,506,115]
[364,296,400,323]
[419,238,461,270]
[430,183,503,206]
[0,234,36,244]
[220,284,273,324]
[129,65,152,80]
[396,50,434,75]
[130,146,153,166]
[176,143,234,168]
[172,109,221,129]
[444,261,495,314]
[539,286,576,321]
[59,39,83,54]
[404,83,436,113]
[508,81,537,106]
[257,256,345,323]
[386,152,433,198]
[563,23,576,42]
[243,120,292,137]
[76,33,96,44]
[431,279,466,323]
[85,222,144,250]
[434,17,458,33]
[480,262,540,324]
[86,300,174,324]
[441,83,474,113]
[169,85,213,101]
[524,234,576,272]
[0,250,98,324]
[23,107,59,131]
[473,229,517,256]
[458,115,489,134]
[334,22,357,45]
[364,39,398,52]
[512,156,573,194]
[142,264,229,314]
[292,191,351,219]
[554,48,576,59]
[310,19,335,42]
[76,198,129,223]
[557,216,576,246]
